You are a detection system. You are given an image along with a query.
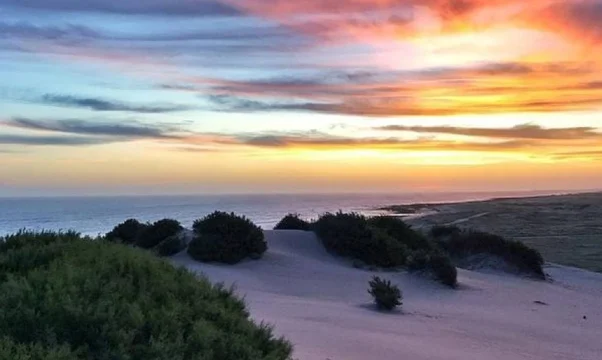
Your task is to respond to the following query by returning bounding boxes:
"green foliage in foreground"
[314,212,457,287]
[0,231,293,360]
[368,276,402,311]
[434,227,545,278]
[189,212,267,264]
[274,214,312,231]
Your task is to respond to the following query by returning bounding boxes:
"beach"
[172,229,602,360]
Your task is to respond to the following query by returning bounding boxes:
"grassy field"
[394,192,602,273]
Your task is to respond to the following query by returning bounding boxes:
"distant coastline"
[380,191,602,273]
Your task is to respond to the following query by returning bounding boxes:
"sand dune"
[172,230,602,360]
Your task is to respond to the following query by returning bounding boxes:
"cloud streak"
[0,134,109,146]
[5,118,180,139]
[40,95,192,113]
[2,0,241,16]
[376,124,602,140]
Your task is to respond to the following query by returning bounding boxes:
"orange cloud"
[224,0,602,48]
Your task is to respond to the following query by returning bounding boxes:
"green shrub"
[0,337,77,360]
[407,250,431,271]
[439,229,545,277]
[313,212,458,287]
[0,231,292,360]
[406,250,457,287]
[105,219,147,244]
[0,230,81,253]
[368,276,402,311]
[189,212,266,264]
[430,225,461,239]
[368,216,432,251]
[314,212,371,257]
[274,214,311,231]
[365,229,408,268]
[154,235,187,257]
[313,212,407,268]
[135,219,183,249]
[429,253,458,287]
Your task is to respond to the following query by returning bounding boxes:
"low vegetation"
[104,218,147,244]
[188,212,267,264]
[154,234,187,257]
[368,216,433,251]
[429,225,461,239]
[368,276,402,311]
[0,231,293,360]
[274,214,312,231]
[106,218,184,255]
[313,212,407,268]
[314,212,457,287]
[135,219,183,249]
[433,227,545,278]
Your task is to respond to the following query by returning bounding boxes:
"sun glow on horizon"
[1,0,602,195]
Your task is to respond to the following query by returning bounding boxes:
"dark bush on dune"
[314,212,458,286]
[368,216,433,251]
[189,212,266,264]
[428,253,458,287]
[314,212,407,268]
[274,214,311,231]
[366,229,408,268]
[135,218,183,249]
[368,276,402,311]
[105,218,148,244]
[437,229,545,278]
[430,225,461,239]
[154,234,187,257]
[0,231,293,360]
[313,212,372,257]
[407,250,431,271]
[407,250,457,287]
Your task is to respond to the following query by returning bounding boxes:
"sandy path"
[172,230,602,360]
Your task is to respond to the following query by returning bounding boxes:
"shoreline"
[379,191,602,273]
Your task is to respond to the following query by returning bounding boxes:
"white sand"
[171,230,602,360]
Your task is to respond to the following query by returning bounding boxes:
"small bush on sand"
[0,231,293,360]
[189,212,266,264]
[368,216,432,251]
[135,218,183,249]
[105,219,148,244]
[274,214,311,231]
[437,229,545,278]
[368,276,402,311]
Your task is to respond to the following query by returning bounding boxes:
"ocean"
[0,191,559,236]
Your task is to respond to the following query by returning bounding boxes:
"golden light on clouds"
[1,0,602,194]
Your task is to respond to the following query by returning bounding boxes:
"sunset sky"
[1,0,602,196]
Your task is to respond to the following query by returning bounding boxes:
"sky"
[1,0,601,196]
